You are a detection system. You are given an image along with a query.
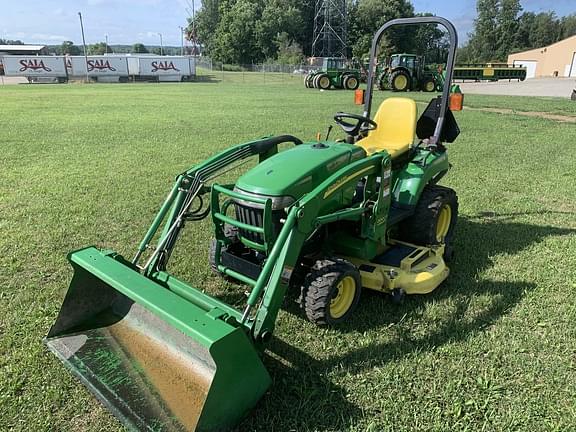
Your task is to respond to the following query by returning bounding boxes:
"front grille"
[235,203,264,243]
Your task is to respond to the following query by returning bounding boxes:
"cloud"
[5,31,70,42]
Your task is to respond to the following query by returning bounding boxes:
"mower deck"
[349,241,449,295]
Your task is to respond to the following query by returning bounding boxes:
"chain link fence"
[195,57,318,84]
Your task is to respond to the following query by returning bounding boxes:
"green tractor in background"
[305,57,361,90]
[46,16,460,432]
[378,53,444,92]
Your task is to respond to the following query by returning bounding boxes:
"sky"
[1,0,575,48]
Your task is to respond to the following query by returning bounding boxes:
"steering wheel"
[334,112,377,137]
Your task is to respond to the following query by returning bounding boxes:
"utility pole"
[312,0,348,58]
[105,34,109,54]
[158,33,163,56]
[78,12,89,82]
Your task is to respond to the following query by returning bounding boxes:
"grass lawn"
[1,80,575,432]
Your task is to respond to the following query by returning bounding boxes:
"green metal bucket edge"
[45,246,271,431]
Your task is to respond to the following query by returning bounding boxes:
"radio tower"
[312,0,348,58]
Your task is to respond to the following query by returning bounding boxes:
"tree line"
[460,0,576,62]
[43,41,182,56]
[188,0,450,65]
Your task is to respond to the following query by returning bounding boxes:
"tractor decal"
[323,166,373,198]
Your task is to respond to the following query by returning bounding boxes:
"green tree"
[190,0,221,58]
[348,0,415,59]
[275,32,304,64]
[211,0,262,64]
[0,39,24,45]
[88,42,110,55]
[410,13,449,64]
[514,11,536,51]
[131,43,149,53]
[61,41,81,55]
[530,12,560,48]
[560,14,576,39]
[467,0,500,62]
[255,0,303,60]
[496,0,521,59]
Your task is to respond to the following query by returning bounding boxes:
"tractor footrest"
[373,243,419,267]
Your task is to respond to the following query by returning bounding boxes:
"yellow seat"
[358,98,417,158]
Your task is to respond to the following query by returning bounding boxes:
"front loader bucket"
[45,247,270,431]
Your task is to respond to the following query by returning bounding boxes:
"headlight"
[233,187,295,210]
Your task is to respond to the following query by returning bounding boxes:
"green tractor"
[46,16,460,432]
[304,57,361,90]
[378,53,444,92]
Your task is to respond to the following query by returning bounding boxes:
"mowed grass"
[1,80,575,432]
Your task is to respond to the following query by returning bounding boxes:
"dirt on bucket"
[107,317,213,431]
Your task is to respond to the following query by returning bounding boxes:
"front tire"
[377,72,390,90]
[209,225,239,275]
[301,258,362,326]
[398,185,458,261]
[422,79,436,92]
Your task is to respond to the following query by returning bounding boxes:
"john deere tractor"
[305,57,361,90]
[47,17,460,432]
[378,53,444,92]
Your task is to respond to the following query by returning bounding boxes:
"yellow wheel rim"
[330,276,356,319]
[347,77,357,89]
[394,74,408,90]
[425,81,435,91]
[436,204,452,242]
[320,77,330,88]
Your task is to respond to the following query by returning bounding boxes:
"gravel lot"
[459,77,576,98]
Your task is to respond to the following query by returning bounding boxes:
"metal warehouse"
[508,35,576,79]
[0,44,48,56]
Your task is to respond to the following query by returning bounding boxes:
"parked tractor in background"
[305,57,361,90]
[378,53,443,92]
[377,54,528,93]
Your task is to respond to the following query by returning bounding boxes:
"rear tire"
[398,185,458,262]
[312,74,321,88]
[301,258,362,326]
[317,74,331,90]
[344,75,359,90]
[390,70,411,92]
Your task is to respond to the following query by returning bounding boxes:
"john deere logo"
[151,60,180,72]
[19,59,52,72]
[88,59,117,72]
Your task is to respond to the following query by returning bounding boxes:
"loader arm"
[132,135,302,273]
[248,152,391,341]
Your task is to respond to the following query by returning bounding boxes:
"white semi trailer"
[127,56,196,82]
[1,56,68,83]
[66,56,129,82]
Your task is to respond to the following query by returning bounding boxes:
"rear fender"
[393,150,449,206]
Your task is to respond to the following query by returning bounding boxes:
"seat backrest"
[358,98,417,157]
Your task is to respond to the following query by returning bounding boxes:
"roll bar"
[363,16,458,146]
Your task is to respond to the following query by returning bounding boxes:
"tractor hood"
[235,142,365,200]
